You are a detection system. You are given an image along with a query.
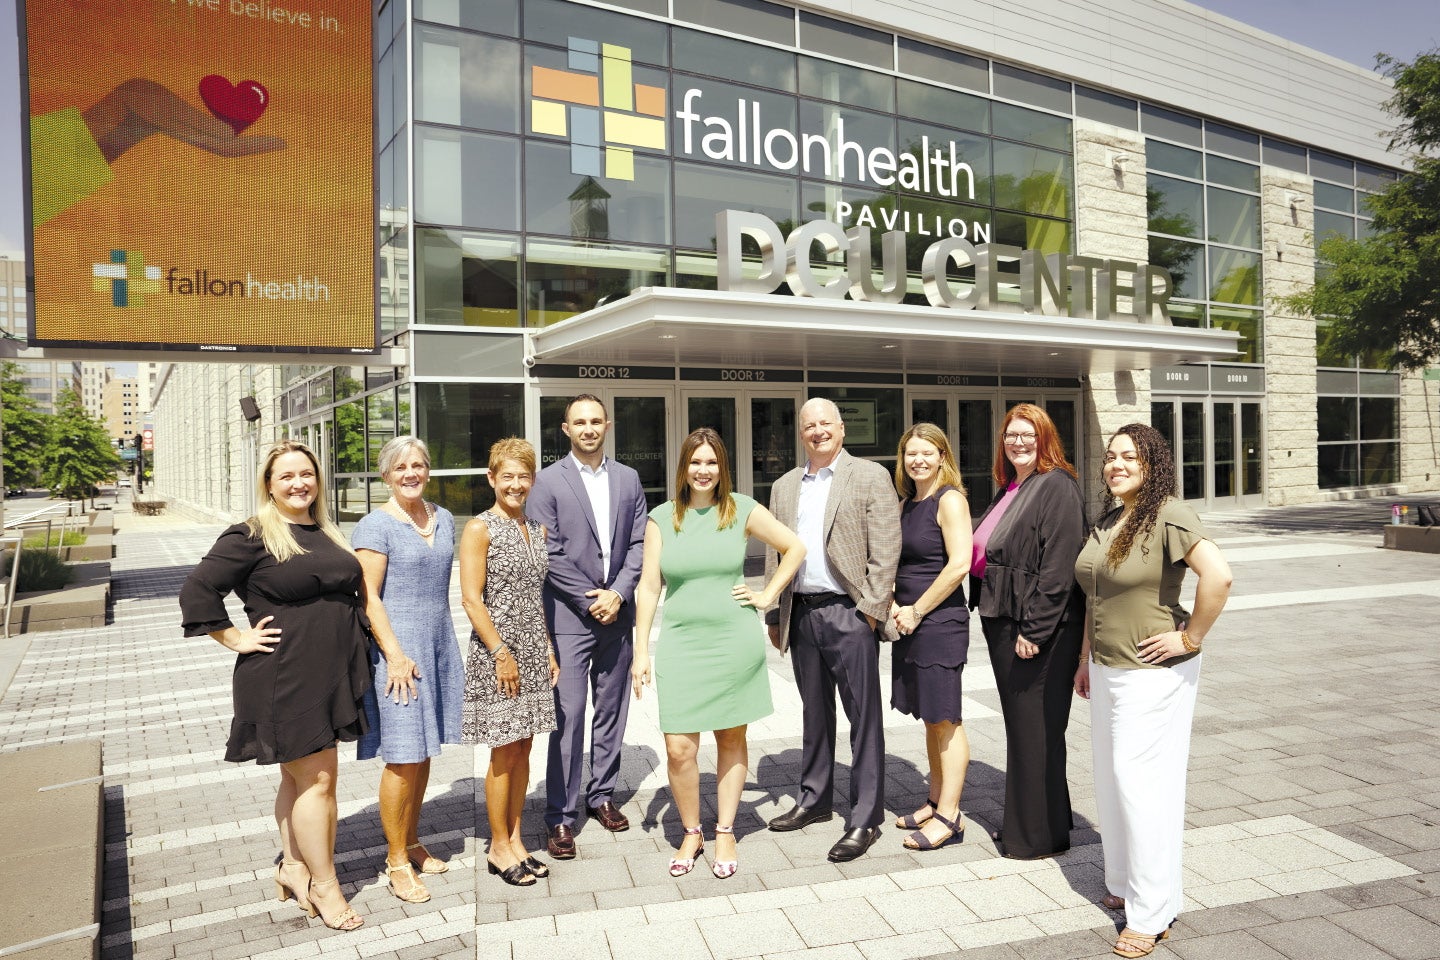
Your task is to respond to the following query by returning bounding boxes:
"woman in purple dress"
[889,423,973,851]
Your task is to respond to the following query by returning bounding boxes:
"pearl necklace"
[395,499,436,537]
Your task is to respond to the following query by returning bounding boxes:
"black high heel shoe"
[488,859,537,886]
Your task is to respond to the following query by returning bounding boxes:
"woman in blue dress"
[354,436,463,904]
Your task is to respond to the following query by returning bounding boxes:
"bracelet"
[910,605,925,621]
[1180,630,1200,653]
[489,644,511,660]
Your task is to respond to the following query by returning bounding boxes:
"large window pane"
[417,383,524,470]
[1360,397,1398,440]
[676,164,797,249]
[992,63,1070,114]
[1209,248,1261,305]
[1314,210,1355,249]
[897,79,989,133]
[1203,121,1259,162]
[417,29,520,133]
[1211,306,1262,363]
[797,101,896,187]
[1205,155,1259,192]
[523,0,668,67]
[898,38,988,94]
[897,120,991,203]
[524,140,671,244]
[1314,181,1354,213]
[335,399,366,474]
[1310,150,1354,185]
[1317,396,1357,442]
[1075,86,1137,129]
[799,56,894,113]
[416,229,522,326]
[993,142,1070,218]
[524,240,668,325]
[674,0,794,42]
[991,212,1070,256]
[1147,140,1202,179]
[367,390,398,474]
[1360,442,1398,484]
[416,127,520,230]
[1148,175,1202,238]
[1207,187,1259,248]
[670,78,797,171]
[798,11,892,68]
[417,0,518,35]
[672,27,795,90]
[1317,444,1357,489]
[1142,103,1202,147]
[1149,236,1203,300]
[992,103,1071,152]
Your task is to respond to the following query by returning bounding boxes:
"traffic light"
[133,432,143,450]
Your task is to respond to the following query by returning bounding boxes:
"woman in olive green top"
[1074,424,1233,959]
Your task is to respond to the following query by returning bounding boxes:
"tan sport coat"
[764,448,901,653]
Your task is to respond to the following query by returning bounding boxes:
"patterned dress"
[461,511,557,747]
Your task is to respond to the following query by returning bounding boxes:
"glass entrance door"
[536,389,672,509]
[908,392,995,509]
[683,390,800,507]
[1152,398,1264,508]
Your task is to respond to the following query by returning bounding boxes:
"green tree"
[43,388,119,503]
[1282,49,1440,370]
[1,362,50,487]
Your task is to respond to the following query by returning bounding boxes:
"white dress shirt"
[573,453,613,577]
[793,465,844,595]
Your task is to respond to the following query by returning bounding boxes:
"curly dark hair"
[1102,423,1178,569]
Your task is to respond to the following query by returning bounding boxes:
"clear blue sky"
[0,0,1437,257]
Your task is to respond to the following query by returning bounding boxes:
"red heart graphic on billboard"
[198,75,270,134]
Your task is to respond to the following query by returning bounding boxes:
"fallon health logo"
[93,250,161,308]
[530,38,666,181]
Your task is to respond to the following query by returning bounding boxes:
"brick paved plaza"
[1,498,1437,960]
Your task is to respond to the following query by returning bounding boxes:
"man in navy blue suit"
[527,394,648,859]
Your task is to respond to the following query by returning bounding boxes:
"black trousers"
[789,594,886,830]
[982,615,1083,858]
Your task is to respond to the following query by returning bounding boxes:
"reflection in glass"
[898,39,988,95]
[1151,401,1176,466]
[418,383,524,470]
[751,396,797,509]
[417,128,520,230]
[1314,210,1355,253]
[675,166,796,249]
[896,78,989,132]
[1210,306,1262,363]
[417,28,520,132]
[1204,155,1259,192]
[1146,140,1202,179]
[525,141,671,244]
[674,0,795,43]
[993,142,1071,219]
[367,391,398,479]
[1317,396,1357,442]
[1203,121,1259,162]
[1209,248,1261,306]
[1360,442,1398,485]
[538,396,570,470]
[1206,188,1259,248]
[525,240,668,326]
[1149,236,1203,300]
[417,229,521,326]
[798,11,892,68]
[1148,177,1202,238]
[991,212,1069,256]
[335,399,366,474]
[614,396,670,508]
[799,55,895,112]
[1318,444,1357,489]
[992,102,1071,152]
[992,63,1071,114]
[796,101,896,186]
[417,0,519,35]
[524,0,668,66]
[1141,104,1202,147]
[897,120,992,203]
[1181,402,1205,500]
[672,27,796,90]
[1212,401,1235,499]
[1241,402,1262,496]
[1314,181,1354,213]
[956,399,993,508]
[1360,397,1399,440]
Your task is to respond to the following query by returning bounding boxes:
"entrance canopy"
[527,288,1240,376]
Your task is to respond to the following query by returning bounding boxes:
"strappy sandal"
[1113,928,1169,958]
[488,859,537,886]
[385,861,431,903]
[308,875,364,932]
[407,842,449,875]
[895,798,939,830]
[712,825,737,879]
[903,811,965,851]
[1102,894,1126,910]
[522,855,550,878]
[668,825,704,877]
[274,859,315,916]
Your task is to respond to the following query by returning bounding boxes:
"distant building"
[1,253,80,414]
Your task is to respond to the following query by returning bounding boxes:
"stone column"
[1072,119,1151,506]
[1259,171,1319,505]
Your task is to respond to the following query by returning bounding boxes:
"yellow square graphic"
[605,112,665,150]
[531,99,568,136]
[605,146,634,181]
[601,43,634,111]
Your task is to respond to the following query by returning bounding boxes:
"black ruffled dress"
[180,523,371,764]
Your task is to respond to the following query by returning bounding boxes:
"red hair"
[992,403,1076,485]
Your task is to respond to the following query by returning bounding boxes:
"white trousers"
[1090,655,1201,935]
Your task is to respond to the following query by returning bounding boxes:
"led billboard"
[22,0,376,354]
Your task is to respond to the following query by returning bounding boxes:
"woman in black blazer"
[969,403,1086,859]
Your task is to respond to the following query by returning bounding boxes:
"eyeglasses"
[1002,432,1038,444]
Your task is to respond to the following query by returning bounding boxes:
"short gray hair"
[377,435,431,477]
[801,397,842,423]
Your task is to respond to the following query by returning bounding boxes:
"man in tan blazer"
[764,397,901,862]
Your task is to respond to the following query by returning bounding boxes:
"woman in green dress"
[631,428,806,879]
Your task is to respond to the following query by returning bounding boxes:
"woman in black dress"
[179,441,370,932]
[889,423,973,851]
[969,403,1085,860]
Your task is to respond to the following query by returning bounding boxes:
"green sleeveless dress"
[650,494,775,733]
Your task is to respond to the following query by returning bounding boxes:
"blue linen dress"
[354,507,464,764]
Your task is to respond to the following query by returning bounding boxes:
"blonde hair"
[247,440,351,562]
[672,428,736,532]
[488,437,537,475]
[893,422,966,499]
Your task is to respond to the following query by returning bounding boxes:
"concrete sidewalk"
[0,498,1436,960]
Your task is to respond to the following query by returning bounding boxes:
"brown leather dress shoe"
[587,800,630,832]
[547,824,577,859]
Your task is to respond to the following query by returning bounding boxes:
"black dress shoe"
[827,826,882,862]
[768,804,834,832]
